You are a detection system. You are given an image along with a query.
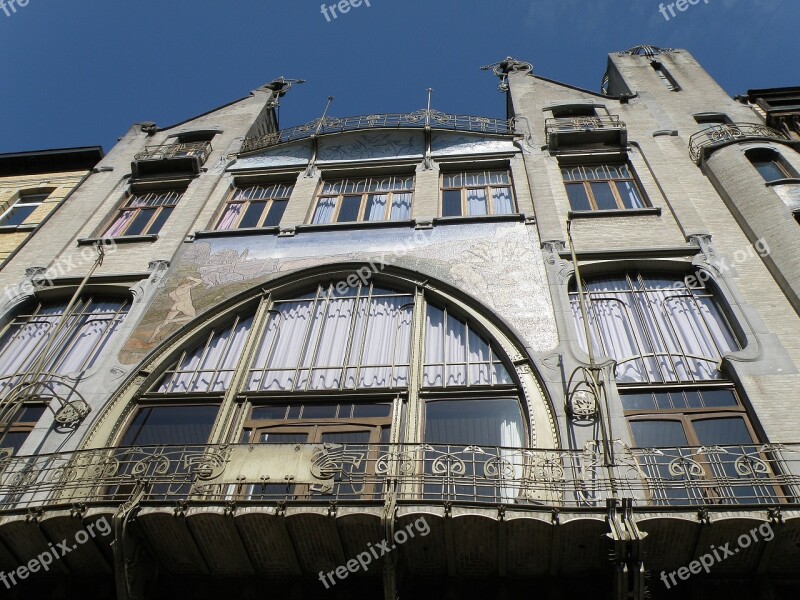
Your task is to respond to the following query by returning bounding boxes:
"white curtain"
[312,198,336,224]
[466,188,488,216]
[216,203,242,230]
[499,418,523,501]
[104,210,135,237]
[248,288,413,392]
[492,187,514,214]
[390,193,412,220]
[572,275,739,383]
[365,194,388,221]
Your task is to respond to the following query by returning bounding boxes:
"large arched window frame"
[86,271,558,457]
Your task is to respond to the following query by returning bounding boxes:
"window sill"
[194,226,280,239]
[765,178,800,187]
[296,219,416,234]
[78,234,159,246]
[0,224,37,233]
[568,207,661,219]
[432,213,525,226]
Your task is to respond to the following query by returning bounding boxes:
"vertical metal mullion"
[209,315,239,391]
[299,285,330,392]
[208,294,273,445]
[464,320,471,388]
[339,284,364,391]
[353,284,373,390]
[625,273,661,384]
[442,307,449,388]
[255,310,283,389]
[636,276,682,383]
[185,330,216,393]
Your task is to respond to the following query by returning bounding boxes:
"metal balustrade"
[239,110,515,154]
[133,141,212,163]
[1,442,798,510]
[544,115,626,149]
[689,122,789,163]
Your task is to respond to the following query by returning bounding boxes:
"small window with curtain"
[216,182,293,230]
[746,149,796,183]
[561,163,648,211]
[440,169,515,217]
[103,189,183,237]
[311,175,413,224]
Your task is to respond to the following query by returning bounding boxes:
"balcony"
[239,109,515,154]
[1,442,797,582]
[544,115,627,150]
[689,122,790,163]
[131,140,212,177]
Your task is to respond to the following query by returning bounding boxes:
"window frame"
[215,182,294,230]
[311,175,415,224]
[0,190,51,228]
[746,149,797,183]
[439,168,517,217]
[102,189,184,238]
[0,402,47,455]
[561,163,649,212]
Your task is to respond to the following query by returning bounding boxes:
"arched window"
[0,295,130,454]
[118,279,531,501]
[746,148,797,183]
[570,272,771,505]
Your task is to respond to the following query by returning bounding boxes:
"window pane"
[629,420,688,448]
[589,182,618,210]
[125,208,156,236]
[0,204,38,227]
[352,403,392,418]
[104,210,136,237]
[752,159,786,182]
[337,195,362,222]
[693,417,753,446]
[146,207,173,235]
[239,202,266,228]
[263,200,287,227]
[389,193,412,220]
[615,181,645,209]
[120,405,218,446]
[251,405,289,420]
[216,203,242,230]
[301,404,339,419]
[0,432,30,454]
[442,190,462,217]
[465,188,487,216]
[424,398,524,446]
[491,187,514,214]
[699,389,738,408]
[620,392,657,411]
[365,194,388,221]
[566,184,592,211]
[312,197,336,224]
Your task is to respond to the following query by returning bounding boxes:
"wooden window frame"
[562,163,648,211]
[439,169,516,217]
[0,403,47,455]
[312,175,414,224]
[215,182,294,230]
[102,189,184,238]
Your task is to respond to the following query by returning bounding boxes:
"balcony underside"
[1,504,799,581]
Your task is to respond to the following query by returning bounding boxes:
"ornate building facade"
[0,50,798,599]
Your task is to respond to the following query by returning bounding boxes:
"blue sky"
[0,0,797,153]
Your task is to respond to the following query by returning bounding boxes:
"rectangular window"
[215,182,293,230]
[440,170,515,217]
[562,163,647,211]
[103,190,183,237]
[311,176,413,224]
[0,403,47,455]
[0,192,50,227]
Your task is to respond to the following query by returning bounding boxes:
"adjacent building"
[0,50,798,600]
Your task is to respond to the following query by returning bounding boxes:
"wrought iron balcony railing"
[239,109,515,154]
[134,140,212,163]
[689,122,789,163]
[544,115,626,149]
[2,442,798,511]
